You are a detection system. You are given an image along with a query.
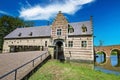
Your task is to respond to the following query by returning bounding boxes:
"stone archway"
[110,49,120,66]
[54,39,65,61]
[96,51,106,64]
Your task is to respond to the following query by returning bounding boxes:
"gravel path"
[0,51,48,80]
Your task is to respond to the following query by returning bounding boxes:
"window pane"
[68,41,73,47]
[45,41,47,47]
[81,41,87,47]
[57,29,61,35]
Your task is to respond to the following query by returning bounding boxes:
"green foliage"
[97,52,103,55]
[111,51,117,55]
[29,60,120,80]
[0,15,34,50]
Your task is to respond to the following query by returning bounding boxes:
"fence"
[0,51,49,80]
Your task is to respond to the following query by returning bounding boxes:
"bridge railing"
[0,51,49,80]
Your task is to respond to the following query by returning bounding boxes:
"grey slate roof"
[69,21,92,36]
[4,26,51,39]
[4,21,92,39]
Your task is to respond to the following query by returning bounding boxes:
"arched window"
[68,24,74,33]
[82,24,87,32]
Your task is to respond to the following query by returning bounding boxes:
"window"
[82,24,87,32]
[18,33,22,36]
[68,41,73,47]
[45,41,47,47]
[29,32,33,36]
[65,43,67,47]
[81,41,87,47]
[57,29,61,35]
[68,24,74,33]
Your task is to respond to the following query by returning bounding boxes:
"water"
[94,66,120,75]
[110,55,118,66]
[96,54,105,63]
[95,54,120,75]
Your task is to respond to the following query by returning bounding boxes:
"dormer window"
[68,24,74,33]
[82,24,87,32]
[29,32,33,36]
[57,29,61,36]
[18,33,22,36]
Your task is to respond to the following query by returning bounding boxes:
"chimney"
[59,11,61,13]
[90,16,93,23]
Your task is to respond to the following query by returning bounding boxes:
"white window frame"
[81,41,87,48]
[68,41,73,47]
[57,29,62,36]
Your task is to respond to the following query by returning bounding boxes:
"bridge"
[94,45,120,71]
[0,51,50,80]
[94,45,120,57]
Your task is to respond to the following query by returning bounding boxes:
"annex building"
[3,11,94,63]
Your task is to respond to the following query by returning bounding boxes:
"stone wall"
[64,36,94,62]
[2,38,51,53]
[51,11,68,40]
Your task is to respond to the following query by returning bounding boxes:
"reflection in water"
[95,66,120,75]
[96,54,105,63]
[95,55,120,75]
[110,55,118,66]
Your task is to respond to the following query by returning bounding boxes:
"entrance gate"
[54,39,65,61]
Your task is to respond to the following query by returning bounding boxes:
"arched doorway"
[54,40,65,61]
[110,49,120,66]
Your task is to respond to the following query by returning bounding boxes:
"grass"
[29,60,120,80]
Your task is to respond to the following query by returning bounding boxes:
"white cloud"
[0,10,11,16]
[19,0,95,20]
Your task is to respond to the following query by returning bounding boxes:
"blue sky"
[0,0,120,46]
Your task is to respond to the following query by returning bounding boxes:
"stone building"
[3,11,94,63]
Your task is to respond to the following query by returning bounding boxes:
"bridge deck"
[0,51,49,80]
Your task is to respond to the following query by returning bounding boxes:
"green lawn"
[29,60,120,80]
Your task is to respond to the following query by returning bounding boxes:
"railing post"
[15,69,17,80]
[45,52,46,57]
[41,55,42,61]
[33,60,34,67]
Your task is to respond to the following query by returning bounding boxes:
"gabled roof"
[4,21,92,39]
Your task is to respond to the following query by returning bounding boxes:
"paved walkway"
[0,51,49,80]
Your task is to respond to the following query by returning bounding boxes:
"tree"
[0,15,34,51]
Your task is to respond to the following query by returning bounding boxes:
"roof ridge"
[69,20,90,24]
[17,26,50,29]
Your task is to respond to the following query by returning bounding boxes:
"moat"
[95,54,120,75]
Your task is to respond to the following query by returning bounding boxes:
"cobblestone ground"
[0,51,48,80]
